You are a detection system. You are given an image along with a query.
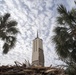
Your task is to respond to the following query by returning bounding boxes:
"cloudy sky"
[0,0,75,66]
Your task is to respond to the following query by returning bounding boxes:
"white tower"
[32,32,44,66]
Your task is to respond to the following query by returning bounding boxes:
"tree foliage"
[0,13,18,54]
[53,4,76,75]
[53,4,76,61]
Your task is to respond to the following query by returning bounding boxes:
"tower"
[32,32,44,66]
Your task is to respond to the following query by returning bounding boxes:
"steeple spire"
[37,30,39,38]
[32,30,44,66]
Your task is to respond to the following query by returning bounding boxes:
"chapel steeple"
[37,31,39,38]
[32,31,44,66]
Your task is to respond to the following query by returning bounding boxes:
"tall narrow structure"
[32,32,44,66]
